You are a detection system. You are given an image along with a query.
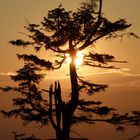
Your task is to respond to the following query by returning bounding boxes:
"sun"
[65,51,84,67]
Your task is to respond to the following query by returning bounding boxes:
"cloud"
[78,67,140,77]
[0,72,15,76]
[77,69,121,77]
[75,67,140,88]
[103,68,132,76]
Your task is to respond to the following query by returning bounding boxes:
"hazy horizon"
[1,71,140,139]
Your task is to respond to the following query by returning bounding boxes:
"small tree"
[1,0,140,140]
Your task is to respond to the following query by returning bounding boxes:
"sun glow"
[65,51,84,67]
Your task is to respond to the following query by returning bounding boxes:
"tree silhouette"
[0,0,140,140]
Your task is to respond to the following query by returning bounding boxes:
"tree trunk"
[59,39,79,140]
[69,39,79,103]
[70,60,79,103]
[55,39,80,140]
[55,128,62,140]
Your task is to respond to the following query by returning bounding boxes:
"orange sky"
[0,0,140,74]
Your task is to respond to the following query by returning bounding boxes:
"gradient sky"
[0,0,140,74]
[0,0,140,140]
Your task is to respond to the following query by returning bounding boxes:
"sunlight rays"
[65,51,84,67]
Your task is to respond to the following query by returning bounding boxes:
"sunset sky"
[0,0,140,140]
[0,0,140,74]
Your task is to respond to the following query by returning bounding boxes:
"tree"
[0,0,140,140]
